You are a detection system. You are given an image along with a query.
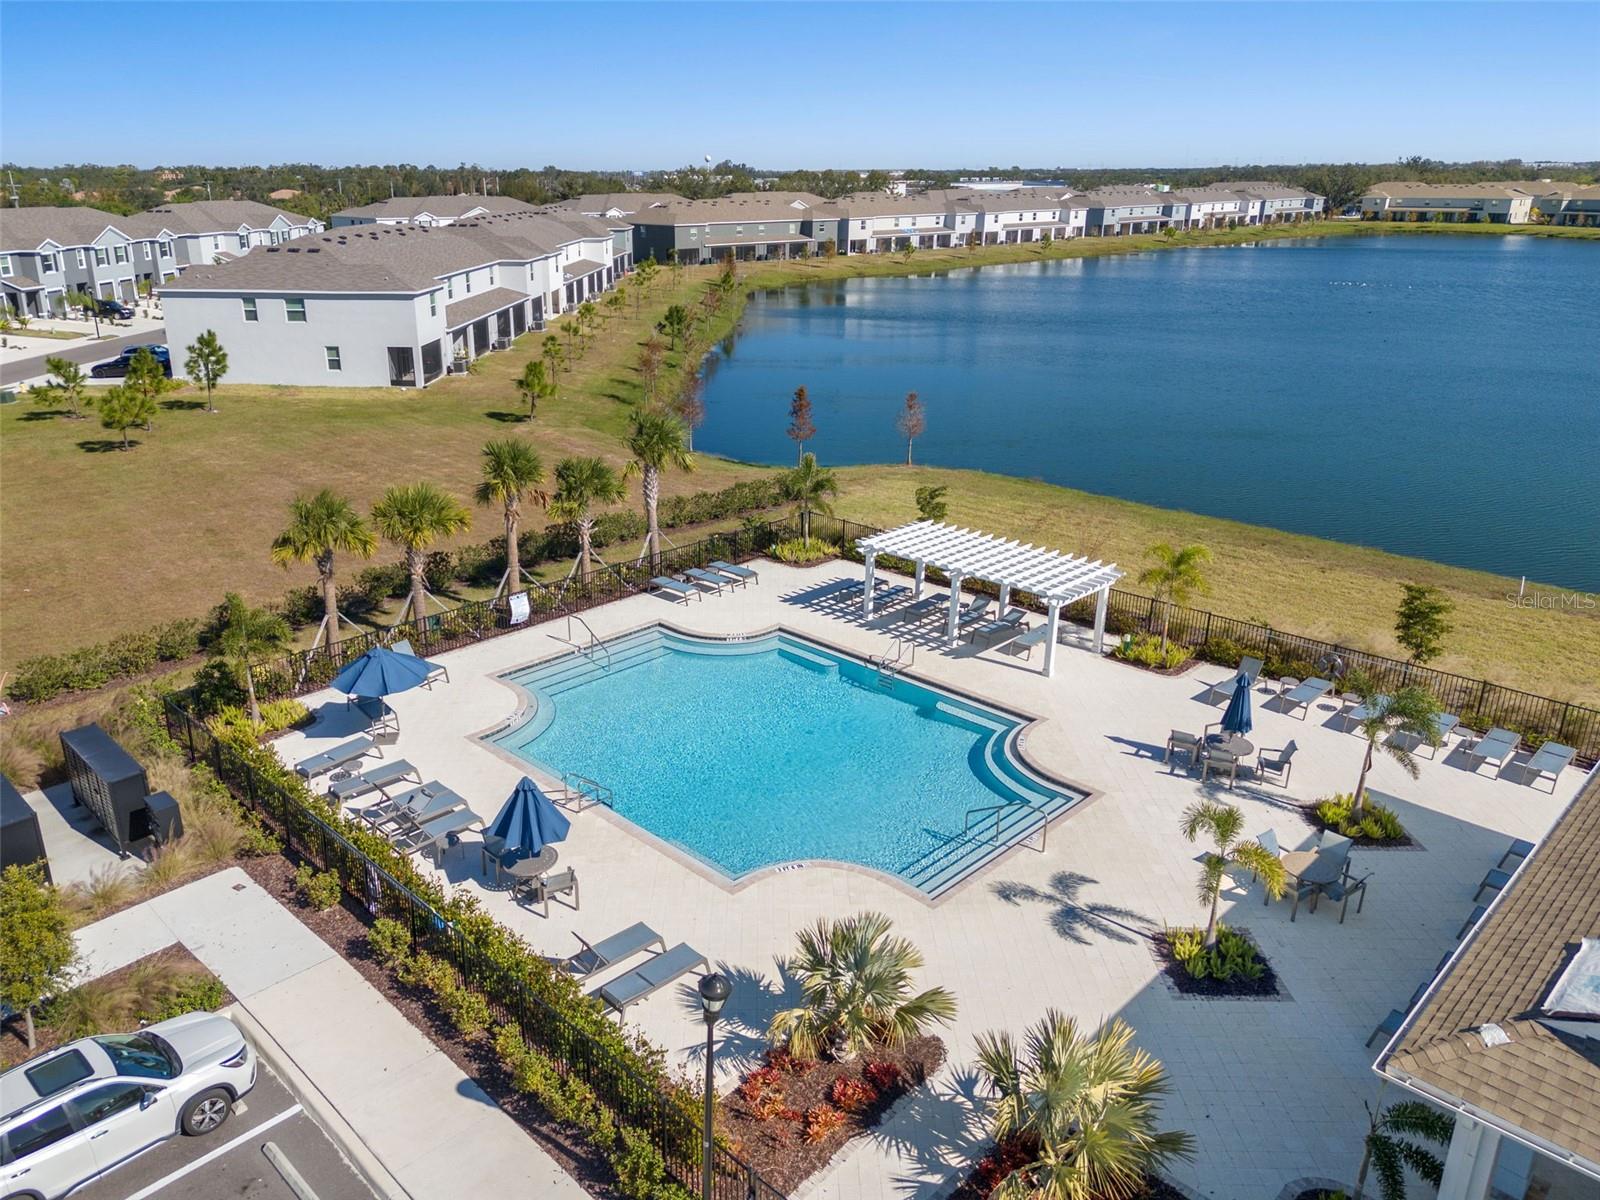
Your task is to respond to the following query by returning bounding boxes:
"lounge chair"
[1464,727,1519,774]
[867,584,911,611]
[562,922,666,978]
[709,560,758,584]
[1165,729,1202,770]
[360,781,460,832]
[683,567,727,594]
[329,758,420,803]
[1455,903,1488,941]
[1495,838,1536,870]
[393,806,482,862]
[954,594,992,630]
[1417,713,1460,758]
[1473,867,1512,903]
[700,563,748,589]
[1519,742,1576,792]
[294,735,379,780]
[1201,656,1264,704]
[519,868,579,918]
[1279,678,1333,720]
[351,696,399,740]
[651,576,699,604]
[1255,740,1299,786]
[391,638,449,687]
[895,596,945,626]
[1341,693,1392,730]
[591,943,709,1018]
[965,608,1028,646]
[1367,983,1429,1048]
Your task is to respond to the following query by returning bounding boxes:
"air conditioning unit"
[493,338,512,351]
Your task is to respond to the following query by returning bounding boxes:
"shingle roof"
[444,287,528,329]
[0,206,127,251]
[550,193,684,215]
[1363,180,1556,201]
[331,194,537,222]
[626,192,830,225]
[126,199,315,236]
[1378,764,1600,1173]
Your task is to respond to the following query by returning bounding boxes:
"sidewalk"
[74,867,587,1200]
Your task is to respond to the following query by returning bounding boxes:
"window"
[0,254,10,276]
[242,298,258,322]
[76,249,86,268]
[71,1082,148,1127]
[464,272,472,294]
[488,267,495,285]
[94,1034,177,1079]
[40,252,56,273]
[142,242,151,259]
[429,291,437,317]
[446,278,454,299]
[325,346,342,371]
[95,247,109,267]
[24,1049,94,1097]
[114,244,128,263]
[4,1103,75,1161]
[160,241,172,259]
[285,298,306,322]
[238,234,248,252]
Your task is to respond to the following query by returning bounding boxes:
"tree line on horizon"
[5,155,1594,219]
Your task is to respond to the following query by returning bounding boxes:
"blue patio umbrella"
[1221,672,1254,737]
[329,645,434,700]
[486,777,571,858]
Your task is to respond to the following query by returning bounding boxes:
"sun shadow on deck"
[992,871,1155,945]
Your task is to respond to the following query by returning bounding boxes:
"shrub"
[1112,633,1193,670]
[771,538,839,565]
[1197,637,1246,667]
[751,1089,794,1122]
[803,1104,848,1143]
[142,973,227,1022]
[293,863,343,911]
[863,1061,904,1092]
[368,917,413,967]
[1168,924,1265,981]
[612,1127,670,1200]
[437,979,492,1039]
[1313,793,1408,842]
[189,660,247,716]
[830,1075,876,1113]
[258,698,310,733]
[395,950,456,993]
[738,1065,783,1104]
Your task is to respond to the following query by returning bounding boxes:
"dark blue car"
[91,345,172,378]
[92,297,135,319]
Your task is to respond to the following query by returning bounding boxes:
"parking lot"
[72,1061,377,1200]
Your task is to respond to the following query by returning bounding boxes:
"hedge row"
[7,478,787,705]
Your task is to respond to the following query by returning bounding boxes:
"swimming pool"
[488,626,1085,897]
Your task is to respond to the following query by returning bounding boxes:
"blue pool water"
[490,627,1084,896]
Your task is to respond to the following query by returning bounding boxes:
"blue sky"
[3,2,1596,168]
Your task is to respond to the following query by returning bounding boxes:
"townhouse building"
[1,206,176,315]
[128,200,323,270]
[1535,183,1600,226]
[628,193,833,263]
[958,189,1088,244]
[826,192,975,254]
[1083,189,1182,236]
[551,193,684,220]
[1236,182,1325,222]
[158,211,621,388]
[330,194,539,227]
[1359,181,1550,224]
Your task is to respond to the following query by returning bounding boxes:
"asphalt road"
[0,327,166,387]
[71,1061,377,1200]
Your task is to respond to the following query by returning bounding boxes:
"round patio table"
[1206,733,1254,758]
[503,846,559,882]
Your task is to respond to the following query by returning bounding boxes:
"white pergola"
[855,521,1124,677]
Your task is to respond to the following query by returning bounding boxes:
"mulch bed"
[945,1134,1189,1200]
[0,945,231,1069]
[1299,809,1417,848]
[1151,929,1281,999]
[720,1037,946,1195]
[240,852,626,1199]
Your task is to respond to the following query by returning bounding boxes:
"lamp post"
[697,972,731,1200]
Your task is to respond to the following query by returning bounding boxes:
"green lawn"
[3,223,1596,706]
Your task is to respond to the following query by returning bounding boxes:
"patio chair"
[709,560,758,584]
[1319,866,1372,924]
[1495,838,1536,870]
[519,868,579,918]
[391,638,449,687]
[650,576,700,604]
[328,758,420,803]
[966,608,1028,646]
[1201,656,1264,704]
[1317,832,1354,868]
[1519,742,1576,792]
[294,735,379,780]
[1255,741,1299,786]
[352,696,399,741]
[1252,829,1282,895]
[683,567,727,595]
[1165,729,1202,770]
[701,563,748,589]
[1280,678,1333,720]
[1366,983,1429,1048]
[1464,727,1519,774]
[1200,747,1240,789]
[562,922,667,978]
[1455,903,1488,941]
[591,943,710,1018]
[1473,867,1512,903]
[393,806,482,862]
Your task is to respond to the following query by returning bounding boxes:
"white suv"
[0,1012,256,1200]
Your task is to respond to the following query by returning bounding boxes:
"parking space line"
[120,1104,303,1200]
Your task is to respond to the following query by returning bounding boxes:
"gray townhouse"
[1234,182,1325,222]
[158,211,621,389]
[1082,189,1181,236]
[1359,181,1550,224]
[330,194,539,227]
[1538,183,1600,226]
[550,193,684,220]
[628,193,834,264]
[1,206,176,316]
[127,200,324,270]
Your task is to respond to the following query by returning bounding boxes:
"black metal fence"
[163,697,786,1200]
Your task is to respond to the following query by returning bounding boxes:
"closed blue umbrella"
[329,646,434,699]
[486,777,571,857]
[1221,672,1253,736]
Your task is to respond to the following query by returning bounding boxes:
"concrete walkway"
[73,867,586,1200]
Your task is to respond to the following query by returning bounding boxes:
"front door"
[388,346,416,386]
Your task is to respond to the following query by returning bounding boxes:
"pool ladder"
[561,772,614,811]
[869,637,915,686]
[963,798,1050,852]
[560,614,612,670]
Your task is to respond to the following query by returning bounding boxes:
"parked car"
[0,1012,255,1200]
[90,345,171,378]
[91,298,134,320]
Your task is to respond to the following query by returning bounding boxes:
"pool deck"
[273,560,1586,1200]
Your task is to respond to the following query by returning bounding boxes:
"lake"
[695,236,1600,589]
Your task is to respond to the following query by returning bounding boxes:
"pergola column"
[998,582,1011,612]
[1043,600,1061,678]
[913,560,925,599]
[862,551,877,618]
[946,574,965,647]
[1092,588,1110,654]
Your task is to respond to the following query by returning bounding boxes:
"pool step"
[900,777,1079,898]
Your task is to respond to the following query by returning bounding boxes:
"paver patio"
[273,560,1584,1200]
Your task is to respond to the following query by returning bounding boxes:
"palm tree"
[184,329,228,413]
[514,359,555,419]
[1343,669,1443,816]
[767,912,956,1061]
[475,439,546,600]
[210,592,292,725]
[623,409,694,570]
[975,1011,1194,1200]
[1353,1099,1453,1200]
[269,490,378,649]
[371,483,472,626]
[1181,800,1285,947]
[1137,543,1211,655]
[549,457,625,578]
[781,452,838,544]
